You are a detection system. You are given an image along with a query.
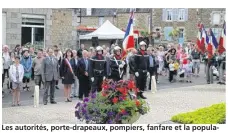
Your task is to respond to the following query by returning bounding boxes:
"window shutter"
[162,8,166,21]
[184,8,188,21]
[173,8,179,21]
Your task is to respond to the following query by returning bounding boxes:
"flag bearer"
[217,51,226,85]
[109,46,126,81]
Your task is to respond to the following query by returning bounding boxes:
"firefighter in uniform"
[206,52,216,84]
[217,52,226,85]
[134,41,150,99]
[109,46,126,81]
[89,46,107,93]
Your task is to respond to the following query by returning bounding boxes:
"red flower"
[117,88,128,96]
[120,109,126,114]
[127,80,135,89]
[112,97,118,104]
[135,100,140,107]
[102,84,109,90]
[102,91,108,97]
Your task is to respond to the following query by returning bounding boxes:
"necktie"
[149,56,154,67]
[50,57,53,64]
[85,59,88,71]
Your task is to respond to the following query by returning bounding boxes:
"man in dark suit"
[41,48,58,105]
[77,50,90,100]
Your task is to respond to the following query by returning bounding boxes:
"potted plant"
[75,79,150,124]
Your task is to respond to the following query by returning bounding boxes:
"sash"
[65,58,74,74]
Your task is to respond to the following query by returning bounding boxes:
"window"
[179,28,184,38]
[86,8,92,16]
[178,9,185,21]
[212,12,221,25]
[98,17,104,26]
[166,9,173,21]
[21,14,45,49]
[178,28,185,45]
[2,13,6,45]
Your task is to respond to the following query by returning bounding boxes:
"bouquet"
[75,79,150,124]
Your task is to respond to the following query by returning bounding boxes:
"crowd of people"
[2,41,226,106]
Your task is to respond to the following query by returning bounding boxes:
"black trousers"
[149,67,158,90]
[91,76,103,93]
[2,69,9,84]
[78,75,90,99]
[111,71,121,81]
[169,71,175,82]
[31,68,34,80]
[136,71,147,92]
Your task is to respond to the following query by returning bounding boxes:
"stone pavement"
[2,84,225,124]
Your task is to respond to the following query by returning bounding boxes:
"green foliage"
[171,103,226,124]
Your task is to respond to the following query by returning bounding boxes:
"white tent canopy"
[79,20,138,40]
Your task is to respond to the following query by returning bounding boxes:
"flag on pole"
[218,21,226,54]
[210,29,218,51]
[207,36,213,59]
[122,9,135,59]
[197,23,205,53]
[201,25,209,53]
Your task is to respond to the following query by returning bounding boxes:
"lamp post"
[149,8,154,46]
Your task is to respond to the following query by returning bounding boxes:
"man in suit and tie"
[77,50,90,100]
[41,48,59,105]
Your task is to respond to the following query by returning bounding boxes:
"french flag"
[197,23,204,53]
[200,24,207,53]
[210,29,218,53]
[122,10,135,58]
[218,21,226,54]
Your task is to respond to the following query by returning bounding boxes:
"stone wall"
[51,9,77,50]
[80,8,225,44]
[2,8,77,49]
[81,16,114,27]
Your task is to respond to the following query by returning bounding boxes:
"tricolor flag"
[218,21,226,54]
[210,29,218,53]
[200,25,209,53]
[122,10,135,58]
[196,23,205,53]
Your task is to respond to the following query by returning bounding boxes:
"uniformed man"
[206,53,216,84]
[217,52,226,85]
[109,46,125,81]
[89,46,107,93]
[134,41,150,99]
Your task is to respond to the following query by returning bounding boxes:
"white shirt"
[169,63,175,71]
[3,52,11,69]
[9,64,24,82]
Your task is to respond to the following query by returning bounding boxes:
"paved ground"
[2,84,225,124]
[2,64,210,108]
[2,64,226,124]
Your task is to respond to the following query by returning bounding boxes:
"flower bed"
[75,79,150,124]
[171,103,226,124]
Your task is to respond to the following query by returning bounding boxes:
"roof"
[79,20,138,40]
[78,8,151,17]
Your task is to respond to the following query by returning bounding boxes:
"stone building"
[77,8,226,46]
[2,8,78,50]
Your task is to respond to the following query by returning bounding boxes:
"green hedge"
[171,103,226,124]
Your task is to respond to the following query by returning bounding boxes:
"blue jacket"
[20,56,33,73]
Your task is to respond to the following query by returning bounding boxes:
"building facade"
[78,8,226,45]
[2,8,78,50]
